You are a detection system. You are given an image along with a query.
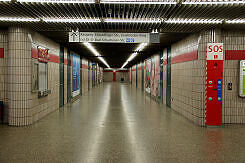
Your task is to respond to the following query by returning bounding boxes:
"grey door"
[67,49,71,103]
[141,63,144,91]
[166,47,171,107]
[59,46,64,107]
[160,51,164,103]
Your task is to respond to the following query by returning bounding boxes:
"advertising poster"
[151,55,160,97]
[145,58,151,93]
[72,54,80,97]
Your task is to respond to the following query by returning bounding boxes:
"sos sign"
[207,43,223,60]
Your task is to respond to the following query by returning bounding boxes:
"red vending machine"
[206,43,223,126]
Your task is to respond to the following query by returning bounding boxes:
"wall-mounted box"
[239,60,245,97]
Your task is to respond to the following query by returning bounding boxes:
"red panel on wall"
[64,59,68,65]
[171,50,198,64]
[225,50,245,60]
[0,48,4,58]
[113,72,116,82]
[32,48,60,64]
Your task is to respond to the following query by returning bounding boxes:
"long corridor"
[1,83,245,163]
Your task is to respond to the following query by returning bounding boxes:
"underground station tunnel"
[1,0,245,162]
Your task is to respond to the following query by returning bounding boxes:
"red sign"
[206,43,223,126]
[38,47,49,63]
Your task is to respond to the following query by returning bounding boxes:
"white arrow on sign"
[69,32,79,42]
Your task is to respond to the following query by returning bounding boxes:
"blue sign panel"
[217,79,222,102]
[72,54,80,92]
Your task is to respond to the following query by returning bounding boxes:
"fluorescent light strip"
[17,0,94,3]
[226,20,245,24]
[104,18,162,23]
[83,42,110,68]
[0,17,40,22]
[121,43,148,68]
[182,1,245,5]
[101,0,177,4]
[43,18,100,23]
[165,19,222,24]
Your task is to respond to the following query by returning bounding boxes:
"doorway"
[166,47,171,107]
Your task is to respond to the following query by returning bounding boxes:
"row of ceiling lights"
[83,42,110,68]
[1,17,245,24]
[1,0,245,5]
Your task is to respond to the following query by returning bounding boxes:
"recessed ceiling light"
[121,43,148,68]
[43,18,100,23]
[83,42,110,68]
[104,18,162,23]
[16,0,94,3]
[226,19,245,24]
[101,0,177,4]
[165,19,222,24]
[182,1,245,5]
[0,17,40,22]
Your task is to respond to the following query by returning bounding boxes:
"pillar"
[7,27,32,126]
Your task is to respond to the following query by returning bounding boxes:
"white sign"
[69,32,79,42]
[207,43,223,60]
[69,32,151,43]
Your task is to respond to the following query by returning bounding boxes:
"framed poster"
[72,54,80,97]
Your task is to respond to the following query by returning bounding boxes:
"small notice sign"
[207,43,223,60]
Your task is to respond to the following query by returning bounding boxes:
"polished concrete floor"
[1,83,245,163]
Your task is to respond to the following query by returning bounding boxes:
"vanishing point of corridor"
[0,83,245,163]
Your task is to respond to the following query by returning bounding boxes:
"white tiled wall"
[171,33,206,126]
[31,31,60,125]
[222,30,245,124]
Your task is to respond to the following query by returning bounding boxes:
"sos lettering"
[208,45,223,52]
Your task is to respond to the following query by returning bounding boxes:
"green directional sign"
[243,69,245,95]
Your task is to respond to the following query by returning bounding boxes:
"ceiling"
[0,0,245,67]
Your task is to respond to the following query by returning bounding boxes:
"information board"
[69,32,159,43]
[239,60,245,97]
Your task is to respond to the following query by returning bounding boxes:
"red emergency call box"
[205,43,223,126]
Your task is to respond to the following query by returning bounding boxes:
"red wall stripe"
[64,59,68,65]
[171,50,198,64]
[116,70,129,72]
[103,70,113,72]
[132,69,136,71]
[0,48,4,58]
[82,64,89,69]
[225,50,245,60]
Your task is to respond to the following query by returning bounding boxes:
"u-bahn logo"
[38,47,49,63]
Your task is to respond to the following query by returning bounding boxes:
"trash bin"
[0,101,3,121]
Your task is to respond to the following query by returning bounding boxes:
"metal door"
[141,63,144,91]
[160,51,164,103]
[59,46,64,107]
[166,47,171,107]
[136,64,138,88]
[113,72,116,82]
[67,49,71,103]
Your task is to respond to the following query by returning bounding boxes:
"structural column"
[7,27,32,126]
